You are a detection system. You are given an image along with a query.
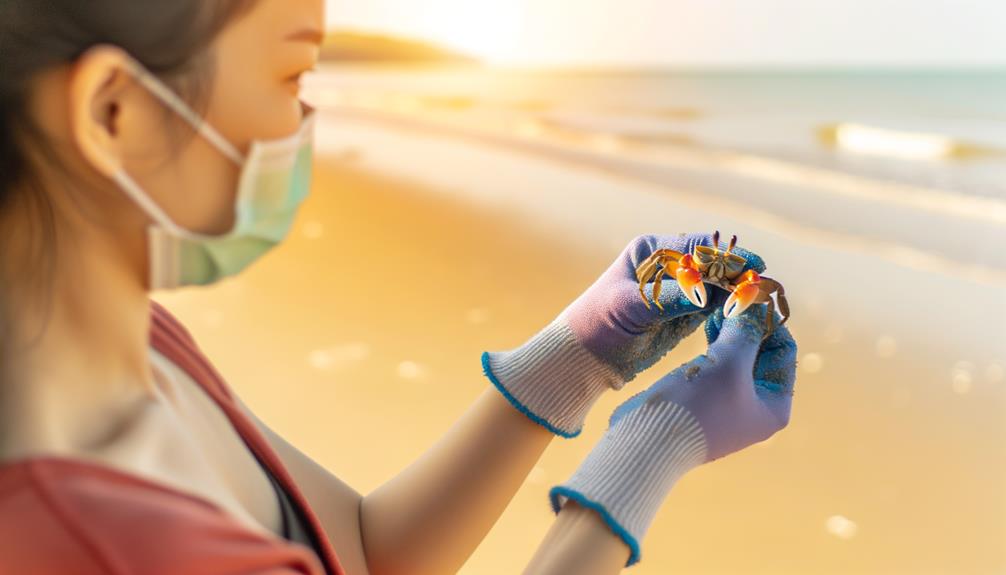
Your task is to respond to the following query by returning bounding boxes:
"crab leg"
[637,262,660,310]
[652,263,668,309]
[753,277,789,328]
[767,279,790,326]
[637,249,684,311]
[635,257,660,286]
[640,249,684,311]
[635,251,662,283]
[758,295,775,340]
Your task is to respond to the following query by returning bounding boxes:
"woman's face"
[35,0,323,245]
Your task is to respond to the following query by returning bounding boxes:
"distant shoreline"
[320,29,481,65]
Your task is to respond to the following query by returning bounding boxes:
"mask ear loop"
[121,54,246,165]
[111,54,253,240]
[147,225,182,291]
[110,169,197,239]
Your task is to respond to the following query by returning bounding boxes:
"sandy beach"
[154,102,1006,574]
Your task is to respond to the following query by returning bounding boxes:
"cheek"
[208,29,304,147]
[147,131,242,236]
[154,69,299,235]
[179,88,298,235]
[184,159,240,236]
[213,73,302,147]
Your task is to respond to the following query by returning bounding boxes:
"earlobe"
[68,44,133,178]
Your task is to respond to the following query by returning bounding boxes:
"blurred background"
[154,1,1006,573]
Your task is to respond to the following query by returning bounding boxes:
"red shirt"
[0,300,347,575]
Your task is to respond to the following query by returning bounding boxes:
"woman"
[0,1,798,574]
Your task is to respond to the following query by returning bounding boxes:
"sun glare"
[422,2,524,64]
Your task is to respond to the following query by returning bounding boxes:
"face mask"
[110,53,317,290]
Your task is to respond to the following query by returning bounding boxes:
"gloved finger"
[752,320,798,426]
[607,351,704,429]
[611,311,711,382]
[703,303,771,378]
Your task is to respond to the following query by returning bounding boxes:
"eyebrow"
[286,28,325,45]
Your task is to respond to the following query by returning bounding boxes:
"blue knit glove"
[480,233,767,438]
[548,303,798,567]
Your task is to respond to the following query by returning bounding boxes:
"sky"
[325,0,1006,68]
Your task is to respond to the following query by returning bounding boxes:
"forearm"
[360,386,555,575]
[524,499,631,575]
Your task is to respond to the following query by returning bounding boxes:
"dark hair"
[0,0,259,380]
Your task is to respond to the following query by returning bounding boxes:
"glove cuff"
[481,316,624,438]
[548,400,707,566]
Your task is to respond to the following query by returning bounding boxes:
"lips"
[284,77,302,97]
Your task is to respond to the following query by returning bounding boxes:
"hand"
[548,303,798,566]
[560,232,767,384]
[610,300,797,462]
[480,232,767,438]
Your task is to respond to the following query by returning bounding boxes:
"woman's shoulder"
[0,457,324,574]
[149,297,198,346]
[148,297,236,402]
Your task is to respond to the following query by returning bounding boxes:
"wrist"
[481,315,624,438]
[548,399,707,566]
[526,498,634,574]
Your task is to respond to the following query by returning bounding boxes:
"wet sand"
[154,114,1006,574]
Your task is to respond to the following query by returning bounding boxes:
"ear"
[67,44,147,179]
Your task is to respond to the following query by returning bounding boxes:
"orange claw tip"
[724,281,760,318]
[675,266,707,307]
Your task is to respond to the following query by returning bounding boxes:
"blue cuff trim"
[548,485,641,567]
[480,351,581,439]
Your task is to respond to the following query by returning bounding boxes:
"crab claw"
[675,266,707,308]
[724,270,761,318]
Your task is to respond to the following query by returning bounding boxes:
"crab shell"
[692,244,748,290]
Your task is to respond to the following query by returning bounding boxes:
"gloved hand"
[548,303,798,567]
[480,232,767,438]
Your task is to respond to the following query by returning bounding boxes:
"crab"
[634,230,790,341]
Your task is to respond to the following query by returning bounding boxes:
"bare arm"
[359,386,556,575]
[238,385,557,575]
[235,395,372,575]
[524,499,631,575]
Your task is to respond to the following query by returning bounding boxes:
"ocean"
[304,64,1006,281]
[308,64,1006,198]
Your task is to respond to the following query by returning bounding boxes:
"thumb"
[704,303,771,374]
